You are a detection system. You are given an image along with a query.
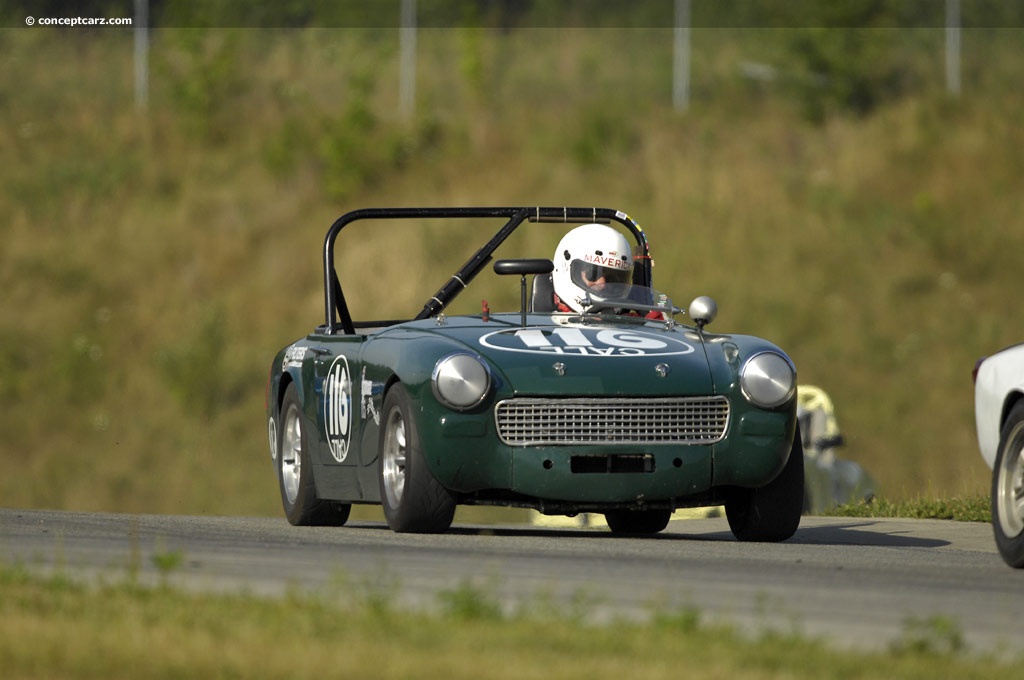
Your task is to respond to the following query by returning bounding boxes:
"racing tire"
[277,383,352,527]
[725,427,804,542]
[992,401,1024,568]
[604,509,672,535]
[379,383,456,533]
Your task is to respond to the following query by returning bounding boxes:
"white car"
[973,343,1024,568]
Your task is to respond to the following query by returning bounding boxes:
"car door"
[299,335,367,502]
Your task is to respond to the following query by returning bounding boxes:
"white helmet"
[552,224,633,312]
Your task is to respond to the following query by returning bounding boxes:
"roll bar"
[321,207,652,335]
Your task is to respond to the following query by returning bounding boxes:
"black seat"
[530,273,556,312]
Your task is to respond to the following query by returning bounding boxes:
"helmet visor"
[571,260,633,290]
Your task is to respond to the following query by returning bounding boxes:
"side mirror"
[494,259,554,326]
[493,259,554,277]
[688,296,718,329]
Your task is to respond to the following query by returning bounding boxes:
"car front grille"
[494,396,730,446]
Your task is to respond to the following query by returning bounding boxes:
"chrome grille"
[494,396,730,446]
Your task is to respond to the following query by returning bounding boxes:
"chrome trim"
[739,351,796,409]
[494,396,730,446]
[432,353,491,410]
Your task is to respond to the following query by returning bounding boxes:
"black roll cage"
[321,207,653,335]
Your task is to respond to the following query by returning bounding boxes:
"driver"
[551,223,635,313]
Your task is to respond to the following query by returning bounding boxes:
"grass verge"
[0,563,1015,679]
[826,494,991,523]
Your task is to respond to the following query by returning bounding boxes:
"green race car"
[265,207,802,539]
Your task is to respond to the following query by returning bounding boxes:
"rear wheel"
[605,509,672,535]
[992,402,1024,568]
[277,383,351,526]
[379,383,455,533]
[725,427,804,542]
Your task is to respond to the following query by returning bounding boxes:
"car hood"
[414,314,714,397]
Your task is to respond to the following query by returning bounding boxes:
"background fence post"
[946,0,961,96]
[673,0,691,112]
[134,0,149,110]
[400,0,417,118]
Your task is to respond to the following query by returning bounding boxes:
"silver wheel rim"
[281,402,303,505]
[382,409,407,509]
[997,421,1024,538]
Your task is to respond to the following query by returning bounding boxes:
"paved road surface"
[1,509,1020,656]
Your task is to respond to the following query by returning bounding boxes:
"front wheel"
[277,383,351,526]
[725,427,804,542]
[378,383,455,533]
[992,401,1024,568]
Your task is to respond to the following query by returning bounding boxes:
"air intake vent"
[495,396,729,446]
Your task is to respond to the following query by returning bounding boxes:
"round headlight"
[740,352,796,409]
[432,353,491,410]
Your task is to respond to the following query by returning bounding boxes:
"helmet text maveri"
[552,223,634,313]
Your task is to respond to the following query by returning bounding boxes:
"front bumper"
[421,402,795,506]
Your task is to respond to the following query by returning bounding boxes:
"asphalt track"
[1,508,1021,656]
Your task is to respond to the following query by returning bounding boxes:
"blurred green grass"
[1,26,1021,516]
[827,495,991,522]
[1,563,1015,678]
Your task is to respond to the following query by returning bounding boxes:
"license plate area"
[570,454,655,474]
